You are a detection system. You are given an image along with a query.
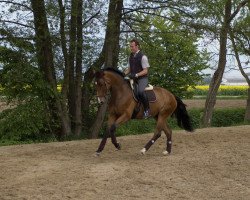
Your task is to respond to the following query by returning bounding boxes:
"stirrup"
[143,110,151,119]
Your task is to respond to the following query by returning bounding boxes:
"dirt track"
[0,99,247,112]
[184,99,246,109]
[0,125,249,200]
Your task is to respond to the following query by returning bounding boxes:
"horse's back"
[152,86,177,113]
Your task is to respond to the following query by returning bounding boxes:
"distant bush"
[211,108,246,127]
[0,99,55,145]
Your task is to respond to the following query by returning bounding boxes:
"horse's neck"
[111,77,127,95]
[110,79,130,97]
[107,74,131,100]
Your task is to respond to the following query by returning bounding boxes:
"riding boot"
[140,92,151,119]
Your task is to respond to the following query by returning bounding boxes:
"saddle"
[129,79,157,103]
[127,79,156,119]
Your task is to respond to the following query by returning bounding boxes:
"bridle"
[95,79,110,104]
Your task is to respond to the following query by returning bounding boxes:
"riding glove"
[129,73,137,79]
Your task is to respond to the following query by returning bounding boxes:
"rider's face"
[130,42,139,54]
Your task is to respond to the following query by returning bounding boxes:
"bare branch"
[0,20,34,29]
[0,36,33,40]
[229,27,250,85]
[83,10,100,27]
[228,0,249,23]
[0,0,32,11]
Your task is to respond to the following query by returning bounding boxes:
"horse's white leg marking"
[140,148,146,155]
[162,151,170,155]
[95,152,101,157]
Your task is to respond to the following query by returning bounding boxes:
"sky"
[198,38,250,81]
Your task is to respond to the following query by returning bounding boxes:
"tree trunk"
[202,0,231,127]
[90,101,109,139]
[90,0,123,138]
[245,88,250,122]
[81,52,105,137]
[58,0,70,100]
[58,0,72,131]
[74,0,83,136]
[68,0,78,132]
[31,0,71,137]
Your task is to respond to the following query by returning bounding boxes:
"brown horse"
[94,68,193,156]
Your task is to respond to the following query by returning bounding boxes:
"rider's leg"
[138,78,151,119]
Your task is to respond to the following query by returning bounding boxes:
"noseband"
[95,79,109,102]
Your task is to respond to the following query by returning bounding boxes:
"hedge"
[115,108,247,136]
[0,107,248,145]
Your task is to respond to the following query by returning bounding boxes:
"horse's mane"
[104,67,125,78]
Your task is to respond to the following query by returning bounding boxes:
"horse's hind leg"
[140,116,164,154]
[140,131,161,154]
[162,123,172,155]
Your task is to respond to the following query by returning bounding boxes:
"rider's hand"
[129,73,137,79]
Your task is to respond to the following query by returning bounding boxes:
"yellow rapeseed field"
[189,85,249,96]
[192,85,248,91]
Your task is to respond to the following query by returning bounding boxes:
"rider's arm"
[136,55,149,77]
[136,68,148,77]
[124,67,130,75]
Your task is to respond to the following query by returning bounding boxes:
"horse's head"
[94,71,110,104]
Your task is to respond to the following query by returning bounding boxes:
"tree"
[121,13,208,97]
[229,5,250,122]
[90,0,124,138]
[202,0,249,127]
[229,7,250,121]
[230,30,250,122]
[31,0,72,136]
[1,0,248,142]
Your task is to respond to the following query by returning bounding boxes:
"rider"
[124,39,151,119]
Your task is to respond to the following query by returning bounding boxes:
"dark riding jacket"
[129,51,148,78]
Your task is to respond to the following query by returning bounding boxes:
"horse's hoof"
[140,148,146,155]
[116,143,121,150]
[162,151,170,156]
[95,152,101,157]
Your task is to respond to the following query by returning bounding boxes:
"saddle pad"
[132,90,157,103]
[146,90,157,103]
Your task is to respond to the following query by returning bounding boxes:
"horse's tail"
[174,96,194,132]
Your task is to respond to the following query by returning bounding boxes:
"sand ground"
[0,125,249,200]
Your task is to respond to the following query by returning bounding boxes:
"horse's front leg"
[95,113,130,156]
[110,112,131,150]
[110,123,121,150]
[95,129,110,156]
